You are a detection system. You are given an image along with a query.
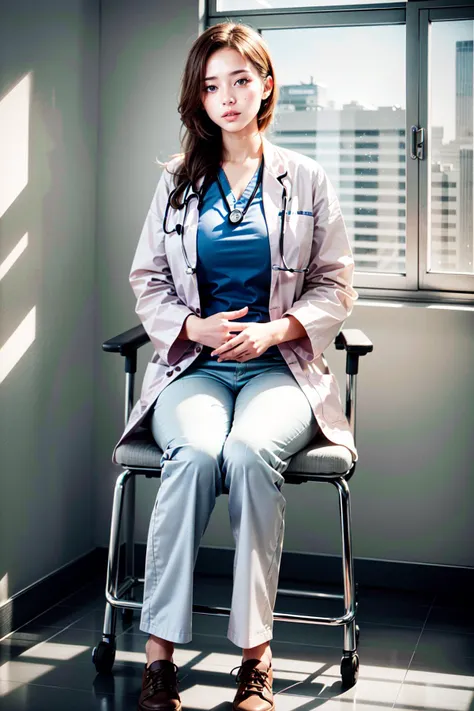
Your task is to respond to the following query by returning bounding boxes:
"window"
[207,0,474,300]
[262,23,406,277]
[217,0,406,9]
[426,20,473,280]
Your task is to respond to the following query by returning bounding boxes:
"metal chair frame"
[93,325,373,687]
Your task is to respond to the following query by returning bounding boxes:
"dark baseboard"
[0,548,106,640]
[194,547,474,601]
[2,544,473,638]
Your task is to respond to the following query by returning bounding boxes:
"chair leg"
[335,477,357,654]
[124,474,136,590]
[102,468,133,639]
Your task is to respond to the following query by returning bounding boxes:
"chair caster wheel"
[92,640,116,674]
[121,608,134,625]
[341,652,359,689]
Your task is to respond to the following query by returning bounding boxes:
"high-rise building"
[459,148,473,272]
[455,40,473,140]
[268,100,406,274]
[430,161,459,272]
[278,81,327,112]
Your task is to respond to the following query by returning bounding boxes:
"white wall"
[0,0,99,601]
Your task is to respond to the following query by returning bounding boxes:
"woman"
[116,22,358,711]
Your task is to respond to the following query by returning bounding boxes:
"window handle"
[410,126,425,160]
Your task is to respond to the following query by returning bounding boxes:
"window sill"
[355,287,474,310]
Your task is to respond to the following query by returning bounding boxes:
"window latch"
[410,126,425,160]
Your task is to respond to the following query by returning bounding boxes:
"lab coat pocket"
[309,372,347,425]
[285,213,313,270]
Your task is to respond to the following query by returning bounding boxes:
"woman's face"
[201,47,272,137]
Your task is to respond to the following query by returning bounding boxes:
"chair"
[92,324,373,689]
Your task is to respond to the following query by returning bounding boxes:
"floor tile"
[12,605,88,634]
[433,588,473,607]
[2,573,470,711]
[414,629,474,664]
[392,646,474,710]
[424,604,474,635]
[273,593,429,631]
[406,647,474,682]
[276,672,403,706]
[1,628,56,665]
[0,681,139,711]
[57,581,107,610]
[190,612,421,658]
[394,677,474,710]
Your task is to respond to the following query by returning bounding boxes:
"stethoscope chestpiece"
[229,209,243,225]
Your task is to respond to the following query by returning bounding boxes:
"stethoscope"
[162,163,309,275]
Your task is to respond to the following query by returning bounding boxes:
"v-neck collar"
[218,163,260,206]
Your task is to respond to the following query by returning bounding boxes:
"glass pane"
[263,26,406,274]
[429,21,473,275]
[218,0,405,9]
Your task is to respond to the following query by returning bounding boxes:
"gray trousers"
[139,353,319,648]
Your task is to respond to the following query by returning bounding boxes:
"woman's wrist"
[178,314,201,341]
[268,316,307,345]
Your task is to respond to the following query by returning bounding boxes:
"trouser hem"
[139,621,192,645]
[227,625,273,649]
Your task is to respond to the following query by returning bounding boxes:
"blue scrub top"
[196,165,281,358]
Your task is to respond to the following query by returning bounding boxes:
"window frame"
[207,0,474,304]
[416,3,474,294]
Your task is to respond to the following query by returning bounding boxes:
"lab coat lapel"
[262,137,287,308]
[179,176,205,308]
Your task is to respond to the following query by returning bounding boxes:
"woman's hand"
[184,306,250,350]
[210,322,277,362]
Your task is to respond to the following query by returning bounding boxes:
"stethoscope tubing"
[162,171,309,275]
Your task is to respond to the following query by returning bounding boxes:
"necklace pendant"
[229,208,243,225]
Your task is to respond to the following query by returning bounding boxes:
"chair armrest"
[334,329,373,355]
[334,329,373,375]
[102,324,150,356]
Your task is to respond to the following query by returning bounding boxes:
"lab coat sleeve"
[282,165,358,362]
[129,164,195,366]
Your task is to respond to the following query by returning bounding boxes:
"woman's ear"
[262,74,274,100]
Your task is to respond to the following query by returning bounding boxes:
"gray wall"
[94,0,201,549]
[95,0,474,570]
[0,0,99,602]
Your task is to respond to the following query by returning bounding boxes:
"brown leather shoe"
[231,659,274,711]
[138,659,182,711]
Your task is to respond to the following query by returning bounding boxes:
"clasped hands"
[185,306,277,363]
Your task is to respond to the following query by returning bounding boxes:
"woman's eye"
[204,78,249,93]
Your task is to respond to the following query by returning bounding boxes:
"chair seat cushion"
[115,428,353,477]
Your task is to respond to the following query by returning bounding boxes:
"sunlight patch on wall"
[0,234,28,282]
[0,574,8,607]
[0,74,30,219]
[0,307,36,385]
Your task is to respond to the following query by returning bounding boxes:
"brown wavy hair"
[166,22,278,209]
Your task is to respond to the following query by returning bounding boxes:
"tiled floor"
[1,574,473,710]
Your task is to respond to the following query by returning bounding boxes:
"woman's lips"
[222,112,241,121]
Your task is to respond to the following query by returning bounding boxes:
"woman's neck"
[221,129,263,165]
